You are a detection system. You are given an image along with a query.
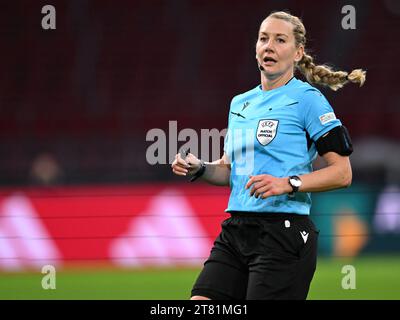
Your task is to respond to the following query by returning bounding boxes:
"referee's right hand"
[171,153,201,176]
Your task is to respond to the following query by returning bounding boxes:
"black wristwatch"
[288,175,302,195]
[190,160,206,182]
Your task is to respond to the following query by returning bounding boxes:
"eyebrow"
[259,32,288,38]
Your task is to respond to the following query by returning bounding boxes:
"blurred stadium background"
[1,0,400,299]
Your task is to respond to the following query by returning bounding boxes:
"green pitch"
[1,255,399,300]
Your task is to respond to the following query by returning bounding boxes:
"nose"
[263,39,275,52]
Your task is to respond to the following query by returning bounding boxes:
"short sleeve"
[302,89,342,141]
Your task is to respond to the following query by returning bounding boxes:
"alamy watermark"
[145,121,256,175]
[41,5,56,30]
[341,264,356,290]
[341,5,356,30]
[41,265,56,290]
[146,121,227,165]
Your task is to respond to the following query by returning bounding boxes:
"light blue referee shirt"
[224,77,342,215]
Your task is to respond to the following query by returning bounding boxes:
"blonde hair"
[266,11,366,91]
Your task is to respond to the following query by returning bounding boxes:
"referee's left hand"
[245,175,292,199]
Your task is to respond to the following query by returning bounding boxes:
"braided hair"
[267,11,366,91]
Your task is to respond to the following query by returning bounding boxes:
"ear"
[294,45,304,62]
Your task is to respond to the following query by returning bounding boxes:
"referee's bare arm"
[246,152,352,199]
[297,151,352,192]
[171,153,231,186]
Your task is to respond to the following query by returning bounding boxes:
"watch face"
[290,178,302,187]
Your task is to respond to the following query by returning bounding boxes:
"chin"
[262,69,281,79]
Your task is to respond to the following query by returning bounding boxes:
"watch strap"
[190,160,206,182]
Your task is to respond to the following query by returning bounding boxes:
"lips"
[263,56,277,63]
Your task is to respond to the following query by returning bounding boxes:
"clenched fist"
[171,152,202,177]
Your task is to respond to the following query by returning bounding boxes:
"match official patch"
[319,112,336,125]
[256,119,279,146]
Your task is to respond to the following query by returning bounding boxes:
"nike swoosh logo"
[300,231,309,243]
[231,111,246,119]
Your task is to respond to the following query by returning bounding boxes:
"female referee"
[171,11,366,300]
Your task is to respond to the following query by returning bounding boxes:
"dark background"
[0,0,399,186]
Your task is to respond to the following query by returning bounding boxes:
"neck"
[260,70,294,91]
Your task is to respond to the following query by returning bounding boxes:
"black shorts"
[191,212,319,300]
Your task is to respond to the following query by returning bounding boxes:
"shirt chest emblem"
[256,119,279,146]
